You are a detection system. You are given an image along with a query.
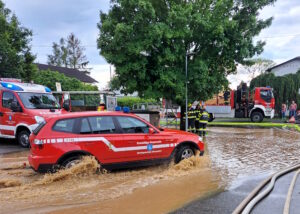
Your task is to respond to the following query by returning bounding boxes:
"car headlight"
[199,136,203,142]
[35,116,45,124]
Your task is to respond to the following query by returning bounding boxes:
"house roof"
[35,63,98,83]
[266,56,300,72]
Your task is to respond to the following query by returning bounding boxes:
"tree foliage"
[48,38,69,68]
[250,71,300,112]
[98,0,275,105]
[242,58,275,79]
[0,1,36,81]
[33,70,98,91]
[48,33,89,71]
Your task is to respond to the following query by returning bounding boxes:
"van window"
[88,116,116,134]
[2,92,18,109]
[116,116,149,133]
[53,118,76,133]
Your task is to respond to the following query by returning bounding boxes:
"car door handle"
[0,112,3,116]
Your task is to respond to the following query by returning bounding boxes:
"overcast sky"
[3,0,300,89]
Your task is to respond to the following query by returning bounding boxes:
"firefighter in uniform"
[194,104,201,134]
[198,105,210,136]
[187,104,196,132]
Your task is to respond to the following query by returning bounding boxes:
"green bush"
[117,97,157,108]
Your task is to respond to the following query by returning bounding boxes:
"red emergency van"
[28,111,204,172]
[0,78,64,147]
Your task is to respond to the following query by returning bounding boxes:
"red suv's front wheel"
[175,145,195,163]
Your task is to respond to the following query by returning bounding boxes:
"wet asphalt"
[172,176,265,214]
[1,133,300,214]
[0,138,27,154]
[173,171,300,214]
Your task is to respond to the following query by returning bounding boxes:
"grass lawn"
[160,119,300,132]
[209,121,300,132]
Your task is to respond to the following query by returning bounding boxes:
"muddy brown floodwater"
[0,127,300,214]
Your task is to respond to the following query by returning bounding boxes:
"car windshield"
[18,92,60,109]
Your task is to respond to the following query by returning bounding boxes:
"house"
[266,57,300,76]
[35,63,98,84]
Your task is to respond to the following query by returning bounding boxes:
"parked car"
[28,111,204,172]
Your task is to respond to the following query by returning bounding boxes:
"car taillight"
[34,139,43,145]
[33,139,44,150]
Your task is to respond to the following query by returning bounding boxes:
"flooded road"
[0,127,299,214]
[207,127,300,188]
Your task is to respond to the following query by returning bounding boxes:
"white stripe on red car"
[39,137,177,152]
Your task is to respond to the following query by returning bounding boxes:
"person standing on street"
[289,101,297,118]
[281,103,286,119]
[195,104,201,134]
[187,104,196,133]
[199,105,209,136]
[183,104,195,132]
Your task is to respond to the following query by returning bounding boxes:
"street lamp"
[185,51,196,131]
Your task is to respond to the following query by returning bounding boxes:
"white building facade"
[267,57,300,76]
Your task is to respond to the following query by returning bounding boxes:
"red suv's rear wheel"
[62,156,82,169]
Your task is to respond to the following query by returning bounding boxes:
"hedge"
[117,96,157,108]
[250,71,300,113]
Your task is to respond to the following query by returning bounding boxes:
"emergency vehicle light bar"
[115,106,130,113]
[45,87,51,92]
[123,107,130,113]
[0,82,23,91]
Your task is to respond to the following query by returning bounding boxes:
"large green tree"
[98,0,275,105]
[0,1,36,81]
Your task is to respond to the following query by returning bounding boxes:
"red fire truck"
[0,78,65,147]
[205,83,275,122]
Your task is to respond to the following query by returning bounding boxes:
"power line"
[259,33,300,39]
[31,33,300,48]
[32,45,98,48]
[30,32,300,50]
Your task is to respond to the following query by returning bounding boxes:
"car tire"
[251,112,263,123]
[174,145,195,164]
[61,156,82,169]
[17,130,30,148]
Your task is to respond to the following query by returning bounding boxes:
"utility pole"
[185,54,188,131]
[185,51,196,132]
[109,65,112,81]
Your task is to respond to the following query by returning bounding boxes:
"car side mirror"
[11,101,22,112]
[149,127,155,134]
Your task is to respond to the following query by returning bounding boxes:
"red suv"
[28,111,204,172]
